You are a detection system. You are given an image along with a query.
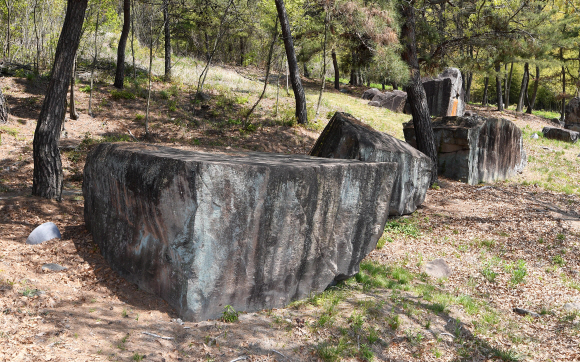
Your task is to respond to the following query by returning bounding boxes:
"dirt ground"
[1,74,580,362]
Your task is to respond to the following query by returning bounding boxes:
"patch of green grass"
[386,313,401,330]
[490,347,522,362]
[552,255,565,267]
[221,305,239,323]
[111,89,136,100]
[481,264,498,283]
[131,353,144,361]
[159,90,170,100]
[383,217,421,238]
[103,134,133,142]
[20,287,39,297]
[79,85,91,93]
[507,259,527,286]
[456,295,479,315]
[0,126,19,137]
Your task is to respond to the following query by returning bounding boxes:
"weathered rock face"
[368,90,408,113]
[310,112,432,216]
[403,115,526,185]
[421,68,465,117]
[565,97,580,132]
[542,126,579,143]
[362,88,381,100]
[83,143,397,321]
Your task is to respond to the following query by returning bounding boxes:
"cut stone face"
[403,115,526,185]
[421,68,465,117]
[83,143,397,321]
[565,97,580,132]
[368,90,408,113]
[310,112,432,216]
[542,126,579,143]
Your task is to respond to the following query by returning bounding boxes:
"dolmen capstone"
[542,126,579,143]
[310,112,432,216]
[403,115,526,185]
[565,97,580,132]
[83,143,397,321]
[421,68,465,117]
[368,90,408,113]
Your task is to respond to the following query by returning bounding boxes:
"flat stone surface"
[424,259,451,279]
[310,112,432,215]
[563,302,580,312]
[542,126,579,143]
[404,115,526,185]
[26,222,61,245]
[41,263,67,272]
[83,143,397,321]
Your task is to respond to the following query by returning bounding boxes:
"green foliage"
[221,305,239,323]
[490,347,522,362]
[383,217,421,238]
[111,89,136,100]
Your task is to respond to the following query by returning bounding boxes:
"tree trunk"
[316,8,329,116]
[561,64,566,122]
[89,6,100,117]
[495,63,503,111]
[303,63,310,78]
[465,72,472,103]
[131,0,135,79]
[526,66,539,114]
[517,63,529,113]
[400,1,437,185]
[145,6,153,136]
[482,77,489,106]
[163,0,171,81]
[274,0,307,124]
[505,62,513,108]
[33,0,88,200]
[4,0,10,61]
[113,0,130,88]
[69,55,78,120]
[332,49,339,90]
[239,37,245,66]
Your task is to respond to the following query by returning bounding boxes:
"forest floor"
[0,63,580,362]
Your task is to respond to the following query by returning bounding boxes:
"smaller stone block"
[26,222,61,245]
[404,115,526,185]
[565,97,580,131]
[369,90,407,113]
[362,88,382,100]
[310,112,432,215]
[425,259,451,279]
[420,68,465,117]
[542,126,579,143]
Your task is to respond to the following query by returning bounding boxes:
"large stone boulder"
[310,112,432,215]
[421,68,465,117]
[403,115,526,185]
[83,143,397,321]
[362,88,382,100]
[368,90,408,113]
[565,97,580,132]
[542,126,579,143]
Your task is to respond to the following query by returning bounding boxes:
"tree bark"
[114,0,130,88]
[526,66,539,114]
[332,49,339,90]
[69,55,78,120]
[517,63,529,113]
[465,71,472,103]
[33,0,88,200]
[303,63,310,78]
[495,63,503,111]
[274,0,308,124]
[482,77,489,106]
[400,1,437,185]
[163,0,171,81]
[561,64,566,122]
[239,37,245,66]
[505,62,513,108]
[316,7,329,116]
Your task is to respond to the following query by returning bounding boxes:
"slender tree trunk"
[400,1,437,185]
[239,37,245,66]
[89,7,100,117]
[561,64,566,122]
[303,63,310,78]
[114,0,130,88]
[245,18,278,124]
[482,77,489,106]
[332,49,339,90]
[517,63,529,112]
[163,0,171,81]
[4,0,10,61]
[274,0,307,124]
[316,8,329,116]
[526,66,540,114]
[69,55,78,120]
[495,63,503,111]
[505,62,513,108]
[33,0,88,200]
[465,72,472,103]
[145,8,153,136]
[33,0,40,74]
[131,0,135,79]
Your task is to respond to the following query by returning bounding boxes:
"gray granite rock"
[404,115,526,185]
[362,88,382,100]
[83,143,397,321]
[369,90,407,113]
[26,222,61,245]
[425,259,451,279]
[310,112,432,216]
[542,126,579,143]
[565,97,580,132]
[41,263,67,272]
[420,68,465,117]
[563,302,580,312]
